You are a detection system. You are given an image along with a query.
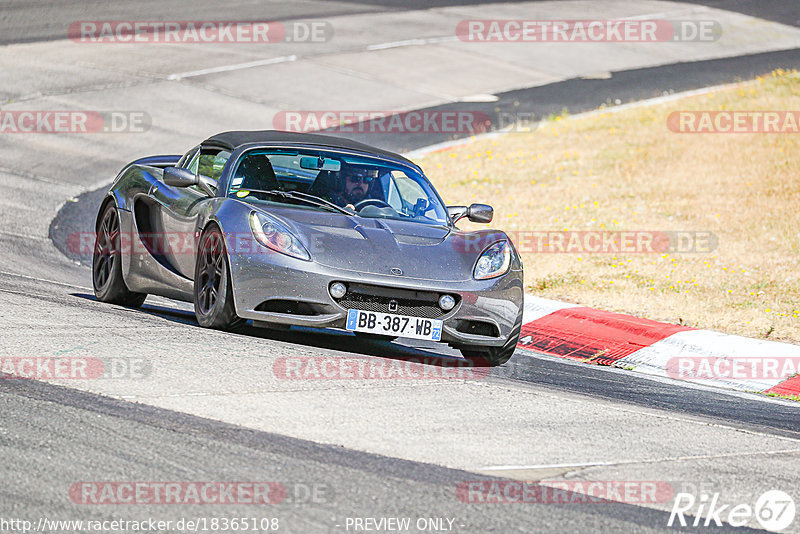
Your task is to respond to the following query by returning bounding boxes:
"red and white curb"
[517,296,800,397]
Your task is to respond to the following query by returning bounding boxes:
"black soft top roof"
[203,130,415,166]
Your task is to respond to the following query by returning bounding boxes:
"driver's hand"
[346,204,356,210]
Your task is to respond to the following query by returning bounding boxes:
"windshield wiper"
[286,190,357,216]
[235,189,355,216]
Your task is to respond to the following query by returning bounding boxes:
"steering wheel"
[354,199,392,211]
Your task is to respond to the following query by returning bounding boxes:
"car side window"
[181,148,230,195]
[392,170,431,214]
[185,149,201,175]
[178,146,200,170]
[382,173,403,211]
[198,149,231,182]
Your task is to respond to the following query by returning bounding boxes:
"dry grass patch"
[422,70,800,342]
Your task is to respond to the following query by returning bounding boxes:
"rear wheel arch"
[92,200,147,308]
[95,195,118,231]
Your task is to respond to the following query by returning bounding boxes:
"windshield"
[227,148,450,226]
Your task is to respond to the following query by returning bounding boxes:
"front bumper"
[227,239,523,348]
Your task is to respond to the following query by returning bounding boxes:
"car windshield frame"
[224,145,452,227]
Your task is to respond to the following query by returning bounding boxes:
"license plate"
[346,309,442,341]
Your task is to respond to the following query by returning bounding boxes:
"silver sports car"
[93,131,523,365]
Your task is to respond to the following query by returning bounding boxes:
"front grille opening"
[455,320,499,337]
[332,283,459,320]
[255,300,319,316]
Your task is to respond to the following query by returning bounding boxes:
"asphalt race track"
[2,1,800,533]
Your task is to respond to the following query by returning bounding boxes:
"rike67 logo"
[669,490,795,531]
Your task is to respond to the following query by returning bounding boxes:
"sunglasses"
[345,174,374,184]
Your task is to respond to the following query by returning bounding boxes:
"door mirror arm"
[447,203,493,224]
[196,174,218,197]
[447,206,469,224]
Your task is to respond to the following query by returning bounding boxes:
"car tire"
[93,202,147,308]
[194,225,242,331]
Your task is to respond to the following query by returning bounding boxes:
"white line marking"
[459,93,499,103]
[366,36,458,50]
[167,55,297,80]
[478,448,800,472]
[481,461,616,470]
[0,270,91,291]
[0,230,49,241]
[164,8,702,81]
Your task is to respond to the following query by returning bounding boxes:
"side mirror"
[163,167,197,187]
[162,167,217,196]
[467,203,493,223]
[447,203,494,224]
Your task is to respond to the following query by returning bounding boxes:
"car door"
[149,146,230,278]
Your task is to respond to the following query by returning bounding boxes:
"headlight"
[249,211,310,261]
[473,240,512,280]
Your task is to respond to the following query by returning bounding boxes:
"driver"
[332,164,380,210]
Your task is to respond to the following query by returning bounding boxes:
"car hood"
[260,207,504,281]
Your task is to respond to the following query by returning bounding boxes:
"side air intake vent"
[454,320,499,338]
[255,300,320,316]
